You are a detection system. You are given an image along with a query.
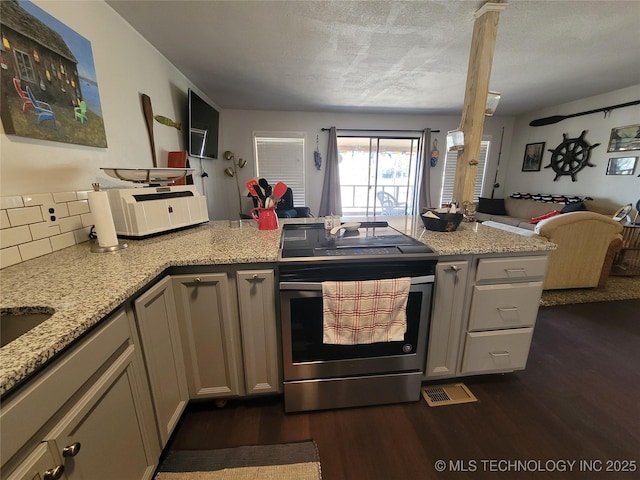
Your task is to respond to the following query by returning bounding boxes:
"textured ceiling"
[107,0,640,116]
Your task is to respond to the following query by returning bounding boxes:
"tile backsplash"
[0,191,94,269]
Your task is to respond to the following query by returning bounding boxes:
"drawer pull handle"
[497,306,518,312]
[504,268,526,276]
[44,465,65,480]
[490,351,510,357]
[448,265,460,285]
[62,442,81,457]
[195,277,202,283]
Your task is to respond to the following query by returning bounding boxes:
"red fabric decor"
[529,210,560,224]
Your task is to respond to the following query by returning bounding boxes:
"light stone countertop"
[416,221,554,255]
[0,218,553,397]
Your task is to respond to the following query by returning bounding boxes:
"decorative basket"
[421,212,464,232]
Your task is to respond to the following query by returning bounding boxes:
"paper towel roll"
[88,190,119,247]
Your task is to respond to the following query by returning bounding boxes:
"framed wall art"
[606,156,637,175]
[607,124,640,152]
[0,0,107,147]
[522,142,545,171]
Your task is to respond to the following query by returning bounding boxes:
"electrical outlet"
[42,204,59,225]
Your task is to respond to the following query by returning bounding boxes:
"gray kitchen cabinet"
[467,282,542,331]
[172,266,280,399]
[461,327,535,374]
[1,308,157,480]
[236,269,280,394]
[425,260,470,379]
[424,252,550,380]
[44,342,153,480]
[459,254,548,375]
[172,273,244,398]
[4,444,63,480]
[133,276,188,447]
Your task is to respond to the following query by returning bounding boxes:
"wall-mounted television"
[187,89,219,159]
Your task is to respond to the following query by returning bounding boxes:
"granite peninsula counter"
[0,218,554,397]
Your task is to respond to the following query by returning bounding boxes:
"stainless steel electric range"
[278,221,437,412]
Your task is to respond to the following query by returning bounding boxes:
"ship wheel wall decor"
[545,130,600,181]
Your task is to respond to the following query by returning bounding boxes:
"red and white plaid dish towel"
[322,277,411,345]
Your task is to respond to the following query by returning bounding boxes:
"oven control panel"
[319,247,400,256]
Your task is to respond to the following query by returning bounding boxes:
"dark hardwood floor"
[165,299,640,479]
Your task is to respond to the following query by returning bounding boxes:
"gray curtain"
[417,128,433,212]
[318,127,343,216]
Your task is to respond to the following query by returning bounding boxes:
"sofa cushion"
[504,197,557,219]
[482,221,538,237]
[477,214,531,228]
[477,197,506,215]
[560,201,587,213]
[474,212,493,222]
[516,221,536,231]
[493,215,524,227]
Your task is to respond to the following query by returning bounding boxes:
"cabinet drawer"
[476,256,548,282]
[461,328,533,374]
[468,282,542,331]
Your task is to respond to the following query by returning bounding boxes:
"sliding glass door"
[337,135,420,216]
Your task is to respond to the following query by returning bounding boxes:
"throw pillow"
[560,201,586,213]
[529,210,560,224]
[477,197,506,215]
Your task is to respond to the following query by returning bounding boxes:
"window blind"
[440,140,490,205]
[254,134,306,206]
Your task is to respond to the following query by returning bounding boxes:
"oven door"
[280,276,433,381]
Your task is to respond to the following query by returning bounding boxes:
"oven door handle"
[279,275,434,290]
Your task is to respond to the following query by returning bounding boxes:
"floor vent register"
[421,383,478,407]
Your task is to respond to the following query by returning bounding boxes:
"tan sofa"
[475,197,619,231]
[533,211,623,290]
[476,197,628,289]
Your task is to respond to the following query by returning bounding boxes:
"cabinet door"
[134,276,188,447]
[425,261,469,379]
[236,269,281,394]
[45,347,156,480]
[5,443,65,480]
[172,273,244,398]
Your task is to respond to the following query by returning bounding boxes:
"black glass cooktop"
[280,221,434,259]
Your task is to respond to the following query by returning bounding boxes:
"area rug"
[155,441,321,480]
[540,276,640,307]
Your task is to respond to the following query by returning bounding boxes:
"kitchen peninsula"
[1,219,553,396]
[1,219,554,479]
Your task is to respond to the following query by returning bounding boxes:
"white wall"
[0,0,217,199]
[504,85,640,208]
[216,110,513,219]
[1,3,635,224]
[0,1,516,223]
